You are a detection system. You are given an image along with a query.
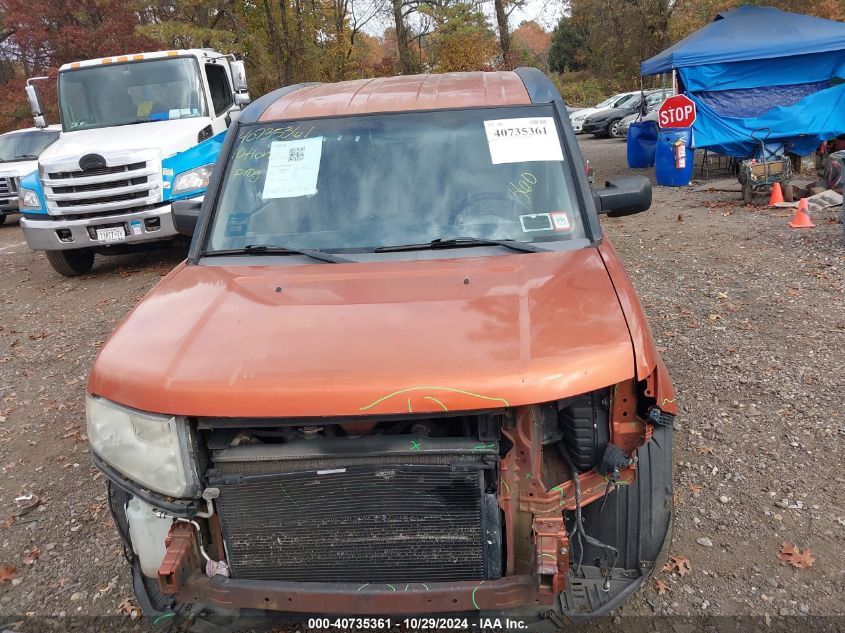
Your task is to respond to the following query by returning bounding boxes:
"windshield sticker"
[262,137,323,199]
[519,213,554,232]
[225,213,250,237]
[484,117,563,165]
[550,211,571,231]
[509,172,537,206]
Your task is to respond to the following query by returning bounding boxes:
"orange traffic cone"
[788,198,815,228]
[769,182,784,205]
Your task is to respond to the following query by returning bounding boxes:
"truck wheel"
[0,214,6,225]
[45,250,95,277]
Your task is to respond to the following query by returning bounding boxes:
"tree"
[548,16,587,73]
[511,20,551,70]
[418,0,497,72]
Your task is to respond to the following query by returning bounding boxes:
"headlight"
[86,395,200,498]
[20,188,40,209]
[172,164,214,194]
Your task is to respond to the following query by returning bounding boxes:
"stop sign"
[657,94,696,128]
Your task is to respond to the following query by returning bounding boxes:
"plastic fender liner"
[559,422,673,620]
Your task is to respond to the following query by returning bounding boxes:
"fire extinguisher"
[674,139,686,169]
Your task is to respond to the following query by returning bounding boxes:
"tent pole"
[672,69,677,95]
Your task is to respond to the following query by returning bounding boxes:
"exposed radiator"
[210,437,501,583]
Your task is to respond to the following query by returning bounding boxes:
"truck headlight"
[20,188,40,210]
[86,395,200,498]
[172,164,214,194]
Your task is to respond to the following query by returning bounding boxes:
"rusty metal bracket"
[179,574,539,614]
[533,516,569,601]
[158,522,199,595]
[521,466,637,514]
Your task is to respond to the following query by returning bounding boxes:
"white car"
[569,92,639,133]
[0,126,60,224]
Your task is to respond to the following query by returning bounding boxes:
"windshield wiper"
[374,237,547,254]
[203,244,354,264]
[11,155,39,161]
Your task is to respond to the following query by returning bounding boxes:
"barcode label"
[288,147,305,161]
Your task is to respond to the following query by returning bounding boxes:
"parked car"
[618,91,670,137]
[87,68,676,628]
[569,92,638,133]
[0,126,60,224]
[583,90,668,138]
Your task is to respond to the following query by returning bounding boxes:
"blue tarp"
[641,6,845,76]
[640,6,845,157]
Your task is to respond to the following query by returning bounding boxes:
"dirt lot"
[0,137,843,629]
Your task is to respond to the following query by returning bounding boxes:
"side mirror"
[234,92,251,107]
[25,82,47,128]
[594,176,652,217]
[172,199,203,236]
[229,60,248,92]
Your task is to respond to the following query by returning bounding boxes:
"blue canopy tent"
[641,6,845,157]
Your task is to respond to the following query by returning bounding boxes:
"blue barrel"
[626,121,659,168]
[655,127,694,186]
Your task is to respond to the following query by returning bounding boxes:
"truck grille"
[41,151,162,217]
[0,177,15,196]
[210,438,502,583]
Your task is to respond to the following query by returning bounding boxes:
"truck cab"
[18,49,249,276]
[0,125,60,224]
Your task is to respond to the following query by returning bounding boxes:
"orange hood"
[88,249,636,417]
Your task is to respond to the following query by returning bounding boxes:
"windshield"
[58,57,206,132]
[206,106,587,255]
[613,93,639,108]
[0,130,58,162]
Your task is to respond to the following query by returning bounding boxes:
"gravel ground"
[0,136,842,630]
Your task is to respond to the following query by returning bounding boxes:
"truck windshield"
[206,105,587,255]
[59,57,206,132]
[0,130,59,162]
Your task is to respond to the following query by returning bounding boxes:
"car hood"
[88,249,636,418]
[0,160,38,179]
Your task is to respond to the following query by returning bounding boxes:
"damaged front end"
[95,369,675,627]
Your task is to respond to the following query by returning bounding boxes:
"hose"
[556,441,619,588]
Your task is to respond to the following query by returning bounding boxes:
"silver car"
[618,92,669,137]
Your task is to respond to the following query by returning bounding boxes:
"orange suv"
[87,69,677,627]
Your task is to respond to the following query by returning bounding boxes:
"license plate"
[96,226,126,243]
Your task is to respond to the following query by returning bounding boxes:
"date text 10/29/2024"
[306,618,529,630]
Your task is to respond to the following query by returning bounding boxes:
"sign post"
[657,94,697,128]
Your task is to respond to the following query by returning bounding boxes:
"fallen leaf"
[663,555,692,577]
[697,446,714,455]
[677,214,683,222]
[2,515,14,529]
[673,491,685,507]
[688,484,702,496]
[0,564,16,582]
[118,598,142,619]
[655,578,670,595]
[21,547,40,566]
[778,543,815,569]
